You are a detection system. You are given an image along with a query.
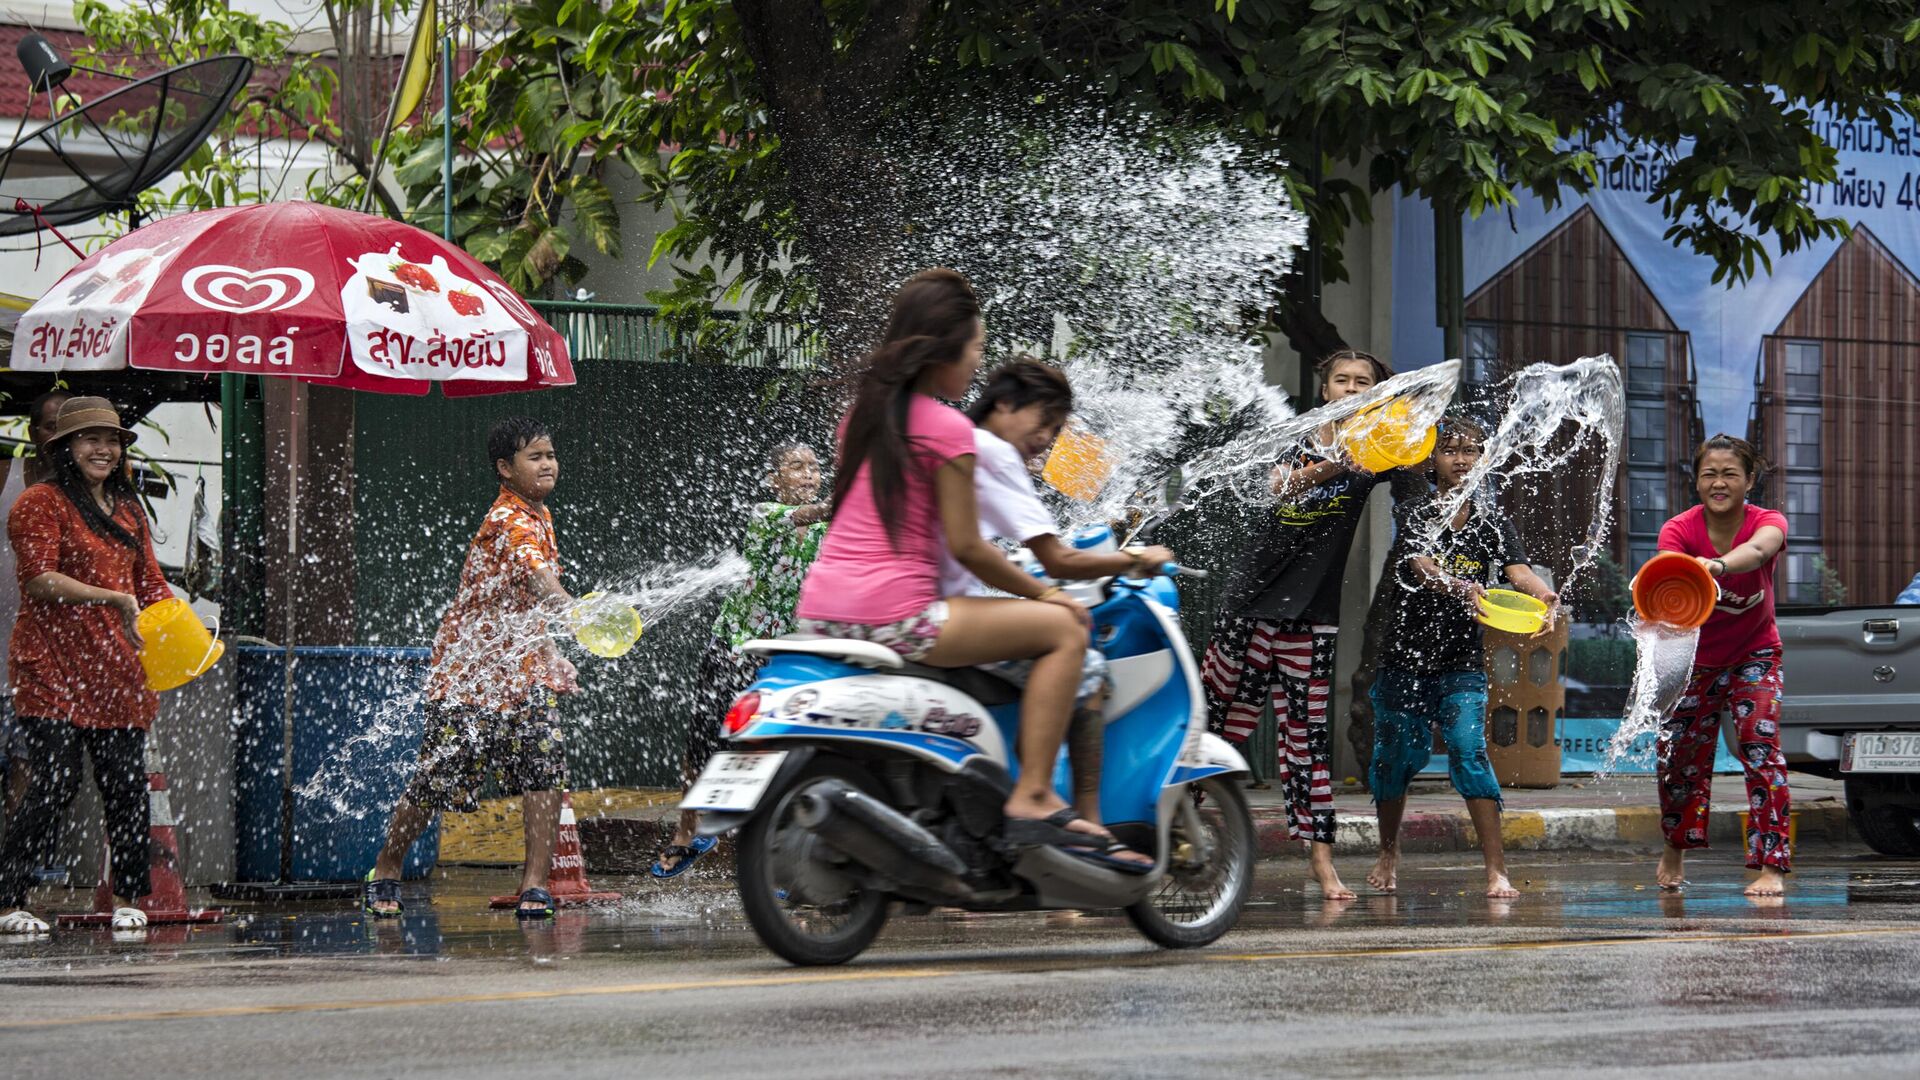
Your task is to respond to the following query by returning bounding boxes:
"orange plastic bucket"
[1339,399,1437,474]
[136,598,225,691]
[1631,552,1719,630]
[1042,425,1113,503]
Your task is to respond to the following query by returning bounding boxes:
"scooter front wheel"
[736,756,891,966]
[1125,776,1254,948]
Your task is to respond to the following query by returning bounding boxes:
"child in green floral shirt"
[653,442,827,877]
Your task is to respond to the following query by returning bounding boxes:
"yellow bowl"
[1476,589,1547,634]
[1340,399,1438,473]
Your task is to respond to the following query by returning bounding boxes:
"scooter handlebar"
[1162,562,1208,579]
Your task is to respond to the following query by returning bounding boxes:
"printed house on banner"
[1459,205,1705,586]
[1747,226,1920,606]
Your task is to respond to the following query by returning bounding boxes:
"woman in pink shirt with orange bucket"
[795,268,1121,860]
[1652,434,1791,897]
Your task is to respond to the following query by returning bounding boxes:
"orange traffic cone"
[490,791,623,908]
[58,770,224,926]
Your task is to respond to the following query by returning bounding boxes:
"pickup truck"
[1776,605,1920,856]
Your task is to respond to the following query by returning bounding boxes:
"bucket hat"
[43,395,136,446]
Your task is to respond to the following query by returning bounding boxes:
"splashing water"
[295,555,749,820]
[1413,355,1626,604]
[1602,618,1701,774]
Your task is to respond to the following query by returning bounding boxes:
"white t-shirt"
[938,428,1060,598]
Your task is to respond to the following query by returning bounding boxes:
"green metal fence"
[527,300,824,369]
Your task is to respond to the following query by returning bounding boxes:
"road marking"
[3,925,1914,1031]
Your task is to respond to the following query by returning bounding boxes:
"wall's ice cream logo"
[181,264,316,314]
[483,280,538,327]
[341,244,526,382]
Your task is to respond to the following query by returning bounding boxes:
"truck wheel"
[1844,775,1920,857]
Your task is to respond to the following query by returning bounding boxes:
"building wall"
[1751,228,1920,604]
[1460,207,1700,587]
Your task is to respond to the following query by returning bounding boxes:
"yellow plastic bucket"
[572,591,643,659]
[1476,589,1548,634]
[136,598,224,692]
[1042,425,1113,503]
[1340,399,1437,474]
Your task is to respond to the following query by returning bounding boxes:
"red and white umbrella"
[8,201,573,395]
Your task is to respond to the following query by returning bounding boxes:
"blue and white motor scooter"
[683,515,1255,966]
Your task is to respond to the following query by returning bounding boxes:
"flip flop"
[649,835,719,879]
[515,886,556,920]
[1001,808,1108,851]
[1066,840,1155,875]
[362,868,404,918]
[110,907,149,931]
[0,909,49,935]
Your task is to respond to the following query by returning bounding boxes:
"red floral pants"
[1657,648,1791,872]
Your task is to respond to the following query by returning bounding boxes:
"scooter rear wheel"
[1125,776,1254,948]
[736,756,891,966]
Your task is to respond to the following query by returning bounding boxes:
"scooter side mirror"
[1162,466,1190,512]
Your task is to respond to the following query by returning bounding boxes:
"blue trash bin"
[234,646,439,882]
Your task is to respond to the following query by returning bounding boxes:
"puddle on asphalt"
[3,858,1916,968]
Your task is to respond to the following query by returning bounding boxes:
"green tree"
[433,1,1920,350]
[71,0,422,218]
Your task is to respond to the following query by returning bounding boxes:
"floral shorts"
[402,694,569,813]
[797,600,950,662]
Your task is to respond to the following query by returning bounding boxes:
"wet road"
[3,850,1919,1078]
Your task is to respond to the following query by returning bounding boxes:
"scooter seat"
[740,635,1023,707]
[740,635,904,669]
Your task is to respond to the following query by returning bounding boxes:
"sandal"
[362,869,404,918]
[1066,840,1156,876]
[110,907,149,931]
[1,909,49,935]
[1001,808,1108,851]
[649,835,718,880]
[515,886,556,920]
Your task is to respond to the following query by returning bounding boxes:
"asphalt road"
[3,850,1919,1078]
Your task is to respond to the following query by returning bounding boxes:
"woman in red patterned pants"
[1652,435,1791,897]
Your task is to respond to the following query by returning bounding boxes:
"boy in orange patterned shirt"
[364,418,580,919]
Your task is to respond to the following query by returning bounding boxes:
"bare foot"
[1309,845,1356,900]
[1367,848,1399,893]
[1656,846,1688,890]
[1485,871,1519,899]
[1744,867,1787,896]
[1003,792,1103,838]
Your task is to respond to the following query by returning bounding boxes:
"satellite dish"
[0,55,252,236]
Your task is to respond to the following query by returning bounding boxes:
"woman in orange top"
[0,398,173,936]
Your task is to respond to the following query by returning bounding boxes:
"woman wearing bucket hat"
[0,397,174,935]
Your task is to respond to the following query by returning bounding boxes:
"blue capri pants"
[1368,668,1502,804]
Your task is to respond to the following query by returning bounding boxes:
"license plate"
[1842,732,1920,773]
[680,751,789,812]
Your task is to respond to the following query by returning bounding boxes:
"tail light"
[723,691,762,734]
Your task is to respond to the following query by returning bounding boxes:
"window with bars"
[1627,473,1669,537]
[1783,341,1822,400]
[1784,551,1823,605]
[1627,404,1667,466]
[1464,322,1500,385]
[1784,477,1822,538]
[1625,333,1668,395]
[1785,408,1821,468]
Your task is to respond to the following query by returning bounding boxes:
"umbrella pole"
[277,390,299,883]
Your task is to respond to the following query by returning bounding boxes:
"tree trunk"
[732,0,935,365]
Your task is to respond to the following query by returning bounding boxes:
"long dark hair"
[831,268,982,544]
[47,435,143,552]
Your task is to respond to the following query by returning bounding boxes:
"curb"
[579,799,1856,875]
[1252,799,1855,859]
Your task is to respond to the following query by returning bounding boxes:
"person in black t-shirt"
[1202,349,1405,901]
[1364,417,1556,899]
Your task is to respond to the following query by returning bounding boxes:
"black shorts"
[688,640,758,768]
[402,695,569,813]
